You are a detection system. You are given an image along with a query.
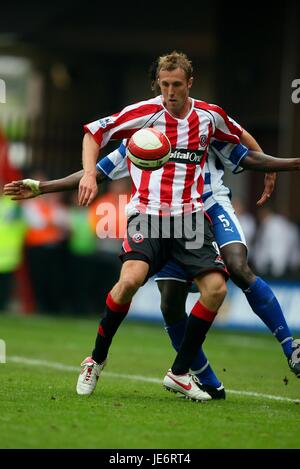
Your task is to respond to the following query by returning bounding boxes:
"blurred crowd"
[1,113,300,316]
[233,197,300,280]
[0,171,132,315]
[1,176,300,316]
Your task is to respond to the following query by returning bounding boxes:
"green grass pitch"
[0,313,299,449]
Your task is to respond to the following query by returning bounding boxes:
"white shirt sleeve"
[96,140,130,180]
[210,140,249,174]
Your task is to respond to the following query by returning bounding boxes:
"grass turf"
[0,313,299,449]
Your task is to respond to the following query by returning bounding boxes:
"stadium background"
[1,2,300,326]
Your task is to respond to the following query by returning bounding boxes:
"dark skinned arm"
[242,151,300,172]
[39,169,106,194]
[3,168,107,200]
[240,129,276,206]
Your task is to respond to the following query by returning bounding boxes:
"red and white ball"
[127,128,171,170]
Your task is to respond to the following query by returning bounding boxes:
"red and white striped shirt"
[84,96,242,216]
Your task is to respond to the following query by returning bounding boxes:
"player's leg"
[156,275,225,397]
[208,200,300,377]
[222,242,300,376]
[77,212,163,396]
[92,259,149,362]
[162,214,228,400]
[156,277,189,355]
[163,270,227,401]
[170,271,227,375]
[77,259,149,395]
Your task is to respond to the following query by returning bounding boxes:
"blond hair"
[157,51,193,81]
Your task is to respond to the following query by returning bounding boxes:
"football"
[127,128,171,170]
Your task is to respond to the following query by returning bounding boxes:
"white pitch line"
[8,355,300,404]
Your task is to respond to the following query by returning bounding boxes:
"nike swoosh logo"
[168,374,192,390]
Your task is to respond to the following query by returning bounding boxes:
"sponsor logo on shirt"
[169,148,205,164]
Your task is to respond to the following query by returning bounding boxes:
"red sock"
[171,303,218,375]
[92,292,131,364]
[191,301,217,323]
[106,292,131,313]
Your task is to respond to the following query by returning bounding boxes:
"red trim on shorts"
[191,301,217,323]
[122,237,132,253]
[106,292,131,313]
[194,267,230,282]
[204,266,229,280]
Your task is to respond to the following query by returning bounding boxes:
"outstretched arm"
[3,168,106,200]
[4,142,128,200]
[241,129,276,206]
[242,151,300,172]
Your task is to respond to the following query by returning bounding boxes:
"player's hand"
[256,172,277,206]
[3,179,40,200]
[78,172,98,206]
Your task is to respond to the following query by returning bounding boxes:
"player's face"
[158,68,193,118]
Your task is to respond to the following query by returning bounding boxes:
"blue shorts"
[155,199,246,285]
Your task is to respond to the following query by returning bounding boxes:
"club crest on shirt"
[200,135,207,147]
[132,232,144,243]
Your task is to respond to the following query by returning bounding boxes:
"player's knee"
[118,276,143,296]
[160,297,185,325]
[158,281,188,325]
[160,296,171,319]
[203,275,227,306]
[212,280,227,304]
[226,257,255,287]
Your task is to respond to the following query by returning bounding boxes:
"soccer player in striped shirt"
[75,51,300,400]
[6,137,300,398]
[76,51,239,400]
[5,53,300,399]
[93,135,300,390]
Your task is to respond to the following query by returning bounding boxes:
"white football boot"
[288,339,300,378]
[163,369,212,401]
[76,356,106,396]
